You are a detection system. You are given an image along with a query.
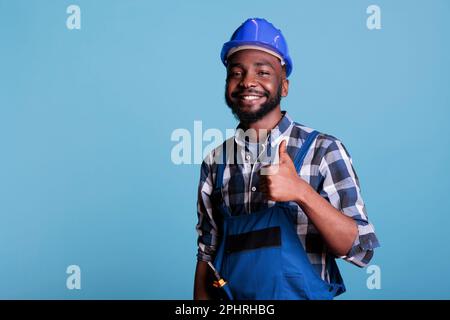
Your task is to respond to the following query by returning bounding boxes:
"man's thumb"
[278,139,288,161]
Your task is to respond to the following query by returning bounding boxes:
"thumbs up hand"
[259,139,310,203]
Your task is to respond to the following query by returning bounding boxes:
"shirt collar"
[234,111,294,148]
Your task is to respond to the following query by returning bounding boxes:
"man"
[194,18,380,300]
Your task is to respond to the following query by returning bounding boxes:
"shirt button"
[251,186,256,192]
[245,154,251,161]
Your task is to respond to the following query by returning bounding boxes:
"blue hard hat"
[221,18,293,77]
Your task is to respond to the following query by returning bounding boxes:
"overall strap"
[214,140,227,190]
[293,130,320,172]
[212,140,232,218]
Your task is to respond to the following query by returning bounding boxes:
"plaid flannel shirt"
[196,111,380,281]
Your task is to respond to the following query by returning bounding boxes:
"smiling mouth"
[236,95,267,109]
[240,95,264,101]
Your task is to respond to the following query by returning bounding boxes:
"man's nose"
[239,72,257,88]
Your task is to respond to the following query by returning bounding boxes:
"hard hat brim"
[226,45,286,66]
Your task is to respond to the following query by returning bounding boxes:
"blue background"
[0,0,449,299]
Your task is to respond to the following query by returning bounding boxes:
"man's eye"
[230,71,242,77]
[258,71,270,76]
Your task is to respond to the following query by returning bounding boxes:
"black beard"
[225,83,282,127]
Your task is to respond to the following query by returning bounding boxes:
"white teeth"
[242,95,262,100]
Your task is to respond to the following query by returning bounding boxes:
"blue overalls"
[211,130,346,300]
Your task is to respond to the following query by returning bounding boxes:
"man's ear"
[281,78,289,97]
[280,65,289,97]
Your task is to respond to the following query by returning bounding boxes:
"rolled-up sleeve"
[319,138,380,267]
[196,153,219,262]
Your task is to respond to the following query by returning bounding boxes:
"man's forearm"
[194,260,212,300]
[295,183,358,257]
